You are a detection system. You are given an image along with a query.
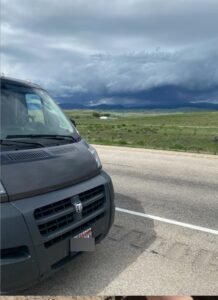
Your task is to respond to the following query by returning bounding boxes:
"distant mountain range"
[58,101,218,111]
[56,83,218,111]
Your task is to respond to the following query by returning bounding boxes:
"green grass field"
[65,110,218,154]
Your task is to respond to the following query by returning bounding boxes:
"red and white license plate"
[70,228,95,252]
[74,228,92,239]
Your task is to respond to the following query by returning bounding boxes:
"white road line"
[116,207,218,235]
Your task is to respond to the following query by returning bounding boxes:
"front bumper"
[0,171,115,294]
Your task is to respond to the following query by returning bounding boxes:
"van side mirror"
[70,119,77,127]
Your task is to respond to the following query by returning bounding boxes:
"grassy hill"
[65,110,218,155]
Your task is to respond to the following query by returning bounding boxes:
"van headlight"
[88,145,102,169]
[0,181,8,202]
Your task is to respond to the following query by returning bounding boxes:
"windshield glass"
[0,83,76,139]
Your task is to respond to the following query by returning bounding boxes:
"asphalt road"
[29,146,218,295]
[97,145,218,230]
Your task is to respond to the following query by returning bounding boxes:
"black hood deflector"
[1,141,100,201]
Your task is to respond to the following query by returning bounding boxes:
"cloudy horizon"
[1,0,218,107]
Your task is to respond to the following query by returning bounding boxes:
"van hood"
[0,140,101,201]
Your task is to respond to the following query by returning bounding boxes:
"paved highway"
[29,146,218,295]
[97,145,218,230]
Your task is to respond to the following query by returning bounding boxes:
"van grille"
[38,211,75,236]
[44,213,104,248]
[34,198,72,220]
[82,198,105,217]
[34,185,106,242]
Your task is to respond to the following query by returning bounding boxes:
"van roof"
[1,76,43,89]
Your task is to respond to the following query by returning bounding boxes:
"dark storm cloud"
[1,0,218,106]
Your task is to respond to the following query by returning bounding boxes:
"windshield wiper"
[0,139,45,148]
[6,134,78,142]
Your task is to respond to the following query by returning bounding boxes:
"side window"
[26,94,45,124]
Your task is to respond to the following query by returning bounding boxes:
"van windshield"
[0,84,76,140]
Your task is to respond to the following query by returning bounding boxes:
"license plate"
[74,228,92,239]
[70,228,95,252]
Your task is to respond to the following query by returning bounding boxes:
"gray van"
[0,76,115,293]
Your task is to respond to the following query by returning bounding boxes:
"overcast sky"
[1,0,218,106]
